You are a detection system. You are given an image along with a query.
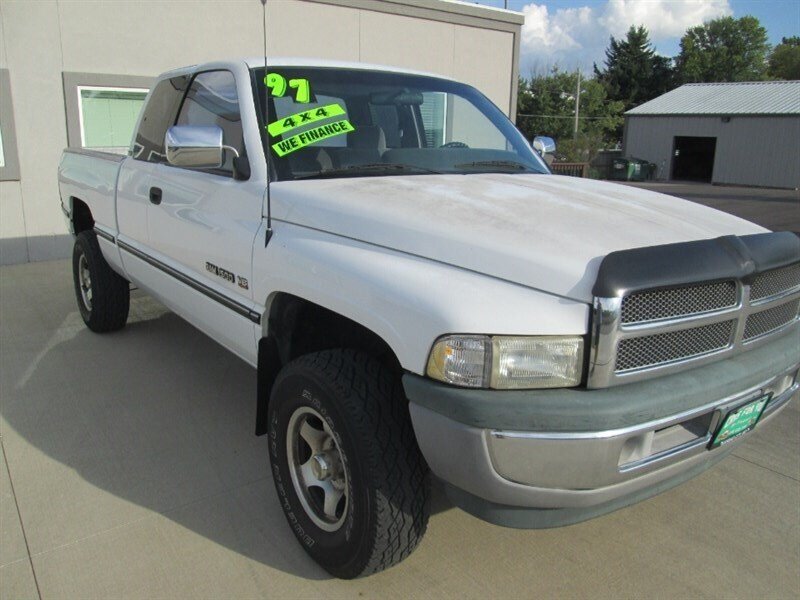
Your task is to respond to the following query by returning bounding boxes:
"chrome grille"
[616,320,735,372]
[744,299,800,341]
[750,263,800,301]
[621,281,737,324]
[590,260,800,388]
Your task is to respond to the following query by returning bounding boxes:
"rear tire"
[72,231,129,332]
[268,349,430,578]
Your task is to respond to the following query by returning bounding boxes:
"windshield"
[252,67,549,181]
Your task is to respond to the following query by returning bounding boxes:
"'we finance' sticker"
[272,120,355,157]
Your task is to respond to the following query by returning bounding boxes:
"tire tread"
[73,231,129,332]
[285,349,430,577]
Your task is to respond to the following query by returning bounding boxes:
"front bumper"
[404,327,799,528]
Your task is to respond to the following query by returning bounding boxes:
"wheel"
[72,230,130,332]
[268,349,430,578]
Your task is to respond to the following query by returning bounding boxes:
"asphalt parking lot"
[1,183,799,599]
[622,181,800,232]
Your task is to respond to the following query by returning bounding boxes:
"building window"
[0,69,21,181]
[62,72,155,155]
[77,86,148,154]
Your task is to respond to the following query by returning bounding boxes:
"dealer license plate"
[710,396,770,448]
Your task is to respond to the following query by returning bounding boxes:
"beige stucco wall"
[0,0,522,264]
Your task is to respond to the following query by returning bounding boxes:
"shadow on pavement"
[0,290,453,580]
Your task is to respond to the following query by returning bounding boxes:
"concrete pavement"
[1,205,799,598]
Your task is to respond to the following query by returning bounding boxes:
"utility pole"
[573,69,581,139]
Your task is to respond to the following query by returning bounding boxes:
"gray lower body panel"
[405,335,799,528]
[442,448,731,529]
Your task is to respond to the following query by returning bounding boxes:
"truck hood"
[271,174,766,302]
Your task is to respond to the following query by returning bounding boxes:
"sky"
[467,0,800,74]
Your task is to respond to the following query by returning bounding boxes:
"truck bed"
[58,148,127,235]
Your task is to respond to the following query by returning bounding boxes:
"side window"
[176,71,244,174]
[446,94,508,150]
[420,92,446,148]
[132,76,188,163]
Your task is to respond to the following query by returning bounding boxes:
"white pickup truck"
[58,58,800,578]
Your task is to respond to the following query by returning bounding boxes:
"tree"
[517,70,575,142]
[556,132,607,164]
[594,26,674,112]
[676,16,770,83]
[516,68,624,156]
[768,36,800,80]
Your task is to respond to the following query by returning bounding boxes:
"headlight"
[426,335,584,389]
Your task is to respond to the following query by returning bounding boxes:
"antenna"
[261,0,273,247]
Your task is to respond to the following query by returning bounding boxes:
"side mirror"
[532,136,556,156]
[165,125,235,168]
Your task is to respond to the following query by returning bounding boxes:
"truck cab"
[58,58,800,579]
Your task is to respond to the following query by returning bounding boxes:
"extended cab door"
[145,70,264,363]
[117,75,188,277]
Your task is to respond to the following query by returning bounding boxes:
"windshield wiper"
[296,163,442,179]
[454,160,536,172]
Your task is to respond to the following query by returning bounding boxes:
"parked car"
[58,58,800,578]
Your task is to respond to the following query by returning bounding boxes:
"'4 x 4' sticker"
[267,104,346,137]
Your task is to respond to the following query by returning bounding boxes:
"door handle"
[149,186,162,205]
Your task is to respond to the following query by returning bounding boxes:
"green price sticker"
[267,104,346,137]
[272,119,355,157]
[265,72,288,97]
[265,73,311,102]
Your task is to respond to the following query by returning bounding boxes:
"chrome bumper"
[409,367,798,515]
[488,368,797,491]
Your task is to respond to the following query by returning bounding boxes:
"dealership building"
[0,0,523,264]
[623,80,800,189]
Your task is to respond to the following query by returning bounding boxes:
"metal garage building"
[623,81,800,189]
[0,0,523,265]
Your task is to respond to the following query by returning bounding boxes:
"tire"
[268,349,430,578]
[72,231,130,332]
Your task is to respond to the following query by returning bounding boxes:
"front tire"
[72,231,130,332]
[268,349,430,578]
